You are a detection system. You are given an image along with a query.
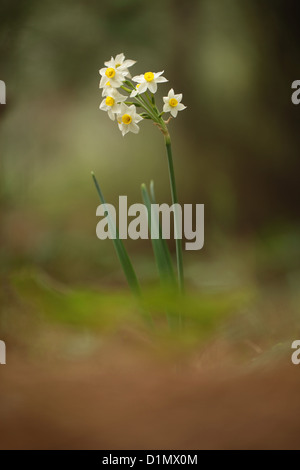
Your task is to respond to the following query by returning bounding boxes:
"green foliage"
[10,269,250,341]
[12,270,138,330]
[141,182,176,289]
[92,172,140,297]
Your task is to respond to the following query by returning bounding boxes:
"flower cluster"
[99,53,186,136]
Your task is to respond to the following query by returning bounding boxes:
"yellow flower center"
[115,63,121,68]
[144,72,154,82]
[105,68,115,78]
[122,114,132,125]
[136,84,141,89]
[105,96,115,107]
[106,82,111,87]
[169,98,178,107]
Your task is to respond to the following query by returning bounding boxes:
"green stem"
[121,85,132,93]
[146,92,159,115]
[123,80,135,89]
[145,91,154,107]
[135,95,159,123]
[164,133,184,294]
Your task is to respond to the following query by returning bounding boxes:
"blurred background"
[0,0,300,335]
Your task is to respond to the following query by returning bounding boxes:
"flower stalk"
[164,133,184,293]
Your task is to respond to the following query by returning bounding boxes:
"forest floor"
[1,266,299,449]
[0,341,299,450]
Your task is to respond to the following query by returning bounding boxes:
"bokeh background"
[1,0,299,289]
[1,0,300,450]
[0,0,299,277]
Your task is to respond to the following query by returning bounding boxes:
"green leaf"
[140,113,152,119]
[141,182,176,289]
[150,180,176,278]
[92,172,140,297]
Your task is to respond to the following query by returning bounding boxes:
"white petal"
[163,103,170,113]
[168,88,175,98]
[108,110,115,120]
[175,93,182,102]
[137,82,147,94]
[176,103,186,111]
[113,90,127,101]
[129,122,140,134]
[99,67,107,76]
[148,81,157,93]
[117,64,128,73]
[99,100,107,110]
[134,114,143,123]
[109,77,123,88]
[118,94,127,102]
[119,102,128,114]
[171,108,178,118]
[130,90,138,97]
[100,75,108,88]
[163,97,169,103]
[115,53,125,64]
[102,86,113,96]
[122,59,136,68]
[154,71,164,78]
[112,103,122,113]
[132,75,144,83]
[104,59,114,68]
[155,76,168,83]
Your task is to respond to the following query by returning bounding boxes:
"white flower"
[116,103,143,136]
[99,66,126,88]
[99,53,136,88]
[101,81,115,97]
[129,83,142,98]
[104,53,136,78]
[163,88,186,118]
[99,65,126,89]
[131,71,167,95]
[99,89,127,121]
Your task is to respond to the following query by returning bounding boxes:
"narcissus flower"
[131,71,167,95]
[99,89,127,120]
[116,103,143,136]
[98,54,186,138]
[104,53,136,78]
[163,89,186,118]
[99,66,126,88]
[130,83,142,98]
[101,81,115,97]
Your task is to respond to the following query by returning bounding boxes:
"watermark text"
[0,341,6,365]
[96,196,204,251]
[0,80,6,105]
[291,80,300,105]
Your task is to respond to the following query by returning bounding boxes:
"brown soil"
[0,348,299,450]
